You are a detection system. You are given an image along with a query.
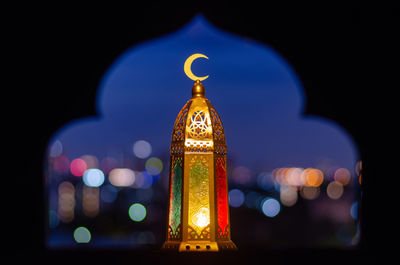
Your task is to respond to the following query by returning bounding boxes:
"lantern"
[162,54,237,252]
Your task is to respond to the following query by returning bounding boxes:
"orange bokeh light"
[334,168,351,186]
[303,168,324,187]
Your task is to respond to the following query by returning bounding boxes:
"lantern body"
[162,81,237,251]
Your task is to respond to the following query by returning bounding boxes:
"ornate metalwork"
[162,80,237,252]
[188,224,211,240]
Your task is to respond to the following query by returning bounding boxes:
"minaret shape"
[162,79,237,252]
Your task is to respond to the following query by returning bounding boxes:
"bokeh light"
[73,227,91,243]
[49,210,59,229]
[70,158,87,177]
[300,186,320,200]
[286,167,306,186]
[232,166,251,185]
[83,168,105,187]
[327,181,344,200]
[53,155,70,173]
[82,186,100,217]
[129,203,147,222]
[280,185,298,207]
[350,202,358,220]
[355,160,362,176]
[58,181,75,223]
[109,168,135,187]
[334,168,351,186]
[228,189,245,207]
[257,172,275,191]
[133,140,152,159]
[245,191,264,209]
[261,198,281,217]
[145,157,163,176]
[133,171,153,189]
[303,168,324,187]
[49,140,63,158]
[80,154,99,169]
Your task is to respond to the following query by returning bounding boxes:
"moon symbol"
[184,53,209,81]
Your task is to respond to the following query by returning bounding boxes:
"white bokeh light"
[82,168,105,187]
[133,140,152,159]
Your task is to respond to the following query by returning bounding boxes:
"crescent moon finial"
[184,53,209,81]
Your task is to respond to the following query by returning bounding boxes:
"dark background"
[7,3,395,264]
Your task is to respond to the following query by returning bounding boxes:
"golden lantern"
[162,54,237,252]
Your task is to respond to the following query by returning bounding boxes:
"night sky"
[51,15,358,172]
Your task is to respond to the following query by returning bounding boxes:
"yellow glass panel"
[188,155,211,236]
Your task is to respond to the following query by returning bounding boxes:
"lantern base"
[162,240,237,252]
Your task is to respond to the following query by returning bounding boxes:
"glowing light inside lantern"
[192,207,210,228]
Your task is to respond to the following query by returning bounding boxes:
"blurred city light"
[350,202,358,220]
[82,186,100,217]
[80,154,99,169]
[134,171,153,189]
[261,198,281,217]
[145,157,163,176]
[83,168,105,187]
[257,172,275,191]
[245,191,264,209]
[280,185,298,207]
[53,155,70,173]
[70,158,87,177]
[303,168,324,187]
[49,140,63,158]
[133,140,152,159]
[109,168,135,187]
[58,181,75,223]
[129,203,147,222]
[49,210,59,229]
[300,186,320,200]
[232,166,251,185]
[334,168,351,186]
[74,227,91,243]
[228,189,245,207]
[327,181,344,200]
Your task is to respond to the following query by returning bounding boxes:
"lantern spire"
[191,80,205,98]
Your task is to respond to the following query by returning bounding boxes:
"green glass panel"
[169,162,182,235]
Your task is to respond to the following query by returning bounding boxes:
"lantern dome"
[171,80,227,156]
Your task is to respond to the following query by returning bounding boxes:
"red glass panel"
[216,157,229,238]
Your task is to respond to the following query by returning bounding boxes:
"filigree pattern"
[168,225,182,240]
[171,101,191,143]
[184,98,213,152]
[209,107,225,142]
[217,224,230,240]
[188,111,209,139]
[188,224,211,240]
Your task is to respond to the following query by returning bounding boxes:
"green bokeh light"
[73,226,91,243]
[129,203,147,222]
